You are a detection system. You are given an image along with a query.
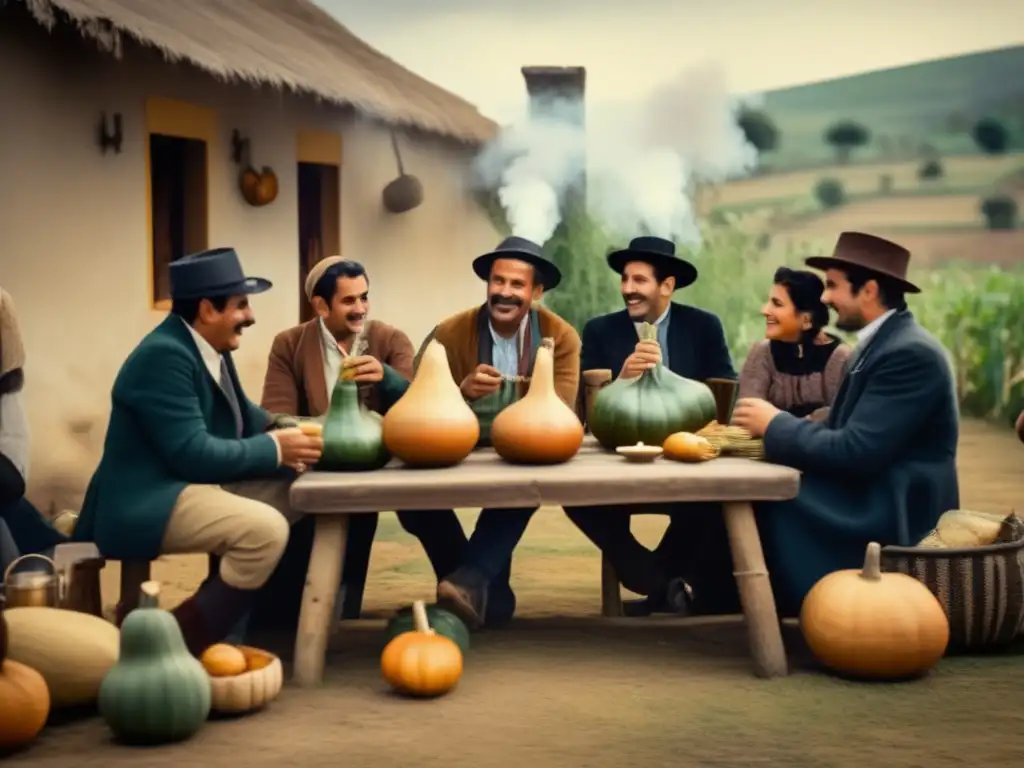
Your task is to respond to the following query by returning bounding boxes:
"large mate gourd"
[318,366,390,471]
[382,339,480,467]
[491,337,584,464]
[589,322,717,450]
[98,582,212,745]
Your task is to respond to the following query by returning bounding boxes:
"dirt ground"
[7,419,1024,767]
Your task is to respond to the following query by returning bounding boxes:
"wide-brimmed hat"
[472,236,562,290]
[606,236,697,290]
[805,232,920,293]
[170,247,273,301]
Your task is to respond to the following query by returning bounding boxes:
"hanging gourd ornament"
[382,340,480,467]
[0,596,50,752]
[589,322,717,450]
[381,600,463,697]
[98,581,212,745]
[318,364,391,471]
[491,337,584,464]
[800,542,950,680]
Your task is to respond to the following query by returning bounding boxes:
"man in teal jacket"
[73,248,324,655]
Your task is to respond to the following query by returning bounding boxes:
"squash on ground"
[0,596,50,751]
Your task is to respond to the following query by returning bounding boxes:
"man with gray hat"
[72,248,324,655]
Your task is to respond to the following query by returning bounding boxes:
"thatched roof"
[22,0,497,144]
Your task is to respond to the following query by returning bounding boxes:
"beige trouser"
[161,478,301,590]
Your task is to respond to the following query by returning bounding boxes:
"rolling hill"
[760,45,1024,169]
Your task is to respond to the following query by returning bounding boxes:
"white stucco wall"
[0,19,498,512]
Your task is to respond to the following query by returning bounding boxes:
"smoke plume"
[474,62,759,249]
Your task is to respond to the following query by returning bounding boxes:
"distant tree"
[980,194,1018,230]
[814,178,846,209]
[737,108,779,153]
[918,159,944,180]
[972,118,1009,154]
[824,120,871,164]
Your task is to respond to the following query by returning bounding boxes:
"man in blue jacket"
[73,248,324,655]
[564,236,737,615]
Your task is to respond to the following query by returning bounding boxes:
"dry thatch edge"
[22,0,497,144]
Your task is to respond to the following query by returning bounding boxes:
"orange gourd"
[200,644,247,677]
[491,337,584,464]
[662,432,719,462]
[0,597,50,751]
[800,542,950,680]
[381,600,463,697]
[382,339,480,467]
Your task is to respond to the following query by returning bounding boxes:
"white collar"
[855,308,897,346]
[489,311,529,354]
[180,317,223,383]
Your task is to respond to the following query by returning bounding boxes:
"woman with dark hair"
[738,266,852,420]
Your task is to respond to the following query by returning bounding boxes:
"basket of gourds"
[880,509,1024,652]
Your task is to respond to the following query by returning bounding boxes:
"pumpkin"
[317,371,391,471]
[384,604,470,657]
[800,542,950,680]
[382,339,480,467]
[589,322,717,450]
[98,581,212,745]
[663,432,719,462]
[3,604,120,708]
[200,643,248,677]
[490,337,584,464]
[0,596,50,752]
[381,600,463,697]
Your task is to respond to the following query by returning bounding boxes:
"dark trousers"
[566,502,741,614]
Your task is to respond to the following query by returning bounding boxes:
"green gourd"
[589,322,717,450]
[384,604,470,656]
[318,371,391,471]
[98,581,211,745]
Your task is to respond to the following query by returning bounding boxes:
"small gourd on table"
[0,595,50,752]
[98,581,212,744]
[589,322,717,450]
[317,363,391,471]
[800,542,950,680]
[381,600,463,697]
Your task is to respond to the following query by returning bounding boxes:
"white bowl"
[208,646,284,714]
[616,442,663,463]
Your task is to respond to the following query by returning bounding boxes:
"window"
[144,97,215,309]
[149,134,207,304]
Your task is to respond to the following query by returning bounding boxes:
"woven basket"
[880,513,1024,652]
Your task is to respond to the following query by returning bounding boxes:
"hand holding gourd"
[342,355,384,384]
[460,364,503,401]
[274,427,324,471]
[620,340,661,379]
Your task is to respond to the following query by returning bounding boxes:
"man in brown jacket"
[419,236,581,629]
[259,257,464,619]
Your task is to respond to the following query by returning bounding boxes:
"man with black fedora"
[563,235,737,616]
[407,235,580,629]
[713,231,959,617]
[73,247,324,655]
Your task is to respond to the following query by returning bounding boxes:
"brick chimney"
[521,66,587,209]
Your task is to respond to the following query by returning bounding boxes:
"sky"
[314,0,1024,123]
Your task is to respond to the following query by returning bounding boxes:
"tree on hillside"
[824,120,871,164]
[737,108,779,154]
[972,118,1009,155]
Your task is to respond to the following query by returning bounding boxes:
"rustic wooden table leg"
[722,501,788,678]
[294,514,349,687]
[600,555,624,617]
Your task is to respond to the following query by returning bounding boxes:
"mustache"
[346,312,366,323]
[623,294,645,304]
[233,319,255,333]
[489,295,523,308]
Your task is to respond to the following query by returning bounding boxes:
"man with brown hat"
[258,256,460,622]
[703,231,959,617]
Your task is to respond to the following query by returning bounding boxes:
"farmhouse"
[0,0,501,511]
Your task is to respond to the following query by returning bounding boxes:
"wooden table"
[288,437,800,686]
